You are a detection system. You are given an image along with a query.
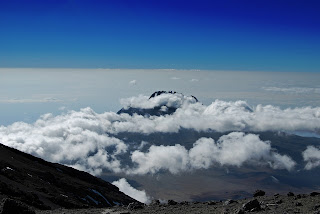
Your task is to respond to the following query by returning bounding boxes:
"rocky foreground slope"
[0,143,137,213]
[35,191,320,214]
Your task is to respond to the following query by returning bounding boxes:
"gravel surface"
[35,193,320,214]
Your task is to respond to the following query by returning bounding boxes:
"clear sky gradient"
[0,0,319,71]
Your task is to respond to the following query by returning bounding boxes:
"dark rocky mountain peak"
[118,91,199,116]
[149,91,198,102]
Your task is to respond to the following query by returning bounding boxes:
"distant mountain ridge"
[117,91,198,116]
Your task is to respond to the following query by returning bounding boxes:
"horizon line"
[0,67,315,73]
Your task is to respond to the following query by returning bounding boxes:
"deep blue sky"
[0,0,319,71]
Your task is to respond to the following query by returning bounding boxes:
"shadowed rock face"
[0,198,36,214]
[117,91,198,116]
[0,144,137,210]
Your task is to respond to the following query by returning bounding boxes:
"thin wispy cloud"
[129,80,137,86]
[190,78,199,82]
[58,106,67,111]
[262,87,320,94]
[0,97,62,103]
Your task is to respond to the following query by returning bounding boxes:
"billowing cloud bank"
[0,93,319,174]
[120,93,197,110]
[118,94,320,134]
[303,146,320,170]
[112,178,151,204]
[129,132,295,174]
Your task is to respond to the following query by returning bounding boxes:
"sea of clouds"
[0,93,320,177]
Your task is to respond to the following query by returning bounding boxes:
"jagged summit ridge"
[149,91,198,102]
[149,91,177,99]
[118,91,199,116]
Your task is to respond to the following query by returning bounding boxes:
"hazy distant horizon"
[1,68,320,125]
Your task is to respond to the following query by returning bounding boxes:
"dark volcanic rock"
[242,199,261,212]
[150,200,160,205]
[127,202,144,210]
[253,189,266,197]
[236,209,245,214]
[224,199,237,205]
[179,201,189,205]
[31,192,320,214]
[167,200,178,205]
[0,143,137,210]
[207,201,216,205]
[0,198,35,214]
[314,204,320,210]
[117,91,198,117]
[311,192,320,196]
[287,192,295,197]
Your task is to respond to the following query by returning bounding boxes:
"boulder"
[127,202,143,210]
[287,192,295,197]
[310,192,320,197]
[253,190,266,197]
[179,201,189,205]
[242,199,261,212]
[207,201,216,205]
[224,199,237,205]
[167,200,178,205]
[150,200,160,205]
[314,205,320,210]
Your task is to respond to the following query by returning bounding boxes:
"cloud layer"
[303,146,320,170]
[117,95,320,134]
[129,132,295,174]
[120,93,197,110]
[0,93,319,175]
[0,108,128,175]
[112,178,151,204]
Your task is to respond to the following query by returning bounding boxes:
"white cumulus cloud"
[303,146,320,170]
[116,96,320,134]
[128,132,295,174]
[130,144,189,174]
[0,108,127,175]
[112,178,151,204]
[120,93,197,110]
